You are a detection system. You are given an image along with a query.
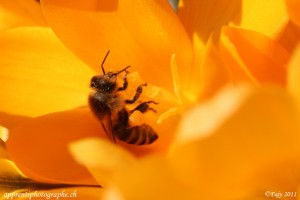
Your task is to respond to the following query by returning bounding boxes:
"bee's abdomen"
[115,124,158,145]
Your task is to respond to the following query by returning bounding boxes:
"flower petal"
[198,37,229,100]
[41,0,193,91]
[285,0,300,27]
[287,44,300,106]
[175,84,252,144]
[0,27,94,118]
[177,0,240,98]
[103,157,202,200]
[6,105,169,185]
[235,0,288,38]
[178,0,241,42]
[220,27,289,86]
[0,0,46,29]
[276,20,300,53]
[171,86,300,198]
[0,140,9,159]
[0,159,29,196]
[6,108,101,185]
[69,137,136,187]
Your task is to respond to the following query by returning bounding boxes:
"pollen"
[129,110,145,127]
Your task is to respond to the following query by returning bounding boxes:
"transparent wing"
[101,110,116,143]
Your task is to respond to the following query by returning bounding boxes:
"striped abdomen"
[114,124,158,145]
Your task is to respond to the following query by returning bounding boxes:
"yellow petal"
[0,27,94,118]
[178,0,240,97]
[276,20,300,53]
[6,108,101,185]
[0,0,46,29]
[178,0,241,43]
[285,0,300,27]
[235,0,288,39]
[171,86,300,199]
[175,84,252,144]
[103,157,202,200]
[6,105,168,185]
[70,137,136,187]
[0,139,9,159]
[220,27,289,86]
[287,44,300,107]
[41,0,193,91]
[0,159,27,196]
[198,37,229,100]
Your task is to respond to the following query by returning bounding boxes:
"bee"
[88,51,158,145]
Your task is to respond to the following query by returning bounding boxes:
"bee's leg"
[125,83,147,104]
[131,101,158,114]
[117,70,129,91]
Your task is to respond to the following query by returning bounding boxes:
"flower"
[0,0,46,30]
[1,0,300,199]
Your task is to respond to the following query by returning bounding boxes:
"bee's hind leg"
[130,101,158,114]
[125,83,147,104]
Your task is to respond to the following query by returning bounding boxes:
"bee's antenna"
[101,50,110,75]
[113,66,131,76]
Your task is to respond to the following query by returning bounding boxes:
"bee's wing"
[101,110,116,143]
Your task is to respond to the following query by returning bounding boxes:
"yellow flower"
[1,0,300,199]
[0,0,46,30]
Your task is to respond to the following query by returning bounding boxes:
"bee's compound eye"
[90,75,117,92]
[90,76,99,88]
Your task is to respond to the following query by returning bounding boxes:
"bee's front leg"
[117,69,129,91]
[130,101,158,114]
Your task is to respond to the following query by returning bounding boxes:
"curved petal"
[41,0,193,91]
[0,112,30,131]
[0,140,9,159]
[171,86,300,198]
[178,0,241,43]
[0,0,46,29]
[6,105,172,185]
[219,27,289,86]
[70,137,136,187]
[276,20,300,53]
[6,108,101,185]
[235,0,288,39]
[175,84,253,144]
[0,27,94,118]
[287,44,300,106]
[177,0,240,98]
[103,157,202,200]
[285,0,300,27]
[198,37,229,100]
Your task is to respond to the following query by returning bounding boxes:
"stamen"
[157,107,180,124]
[171,54,183,105]
[156,54,187,124]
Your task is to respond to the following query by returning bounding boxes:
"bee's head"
[91,50,131,93]
[90,74,117,93]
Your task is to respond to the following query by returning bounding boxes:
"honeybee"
[88,51,158,145]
